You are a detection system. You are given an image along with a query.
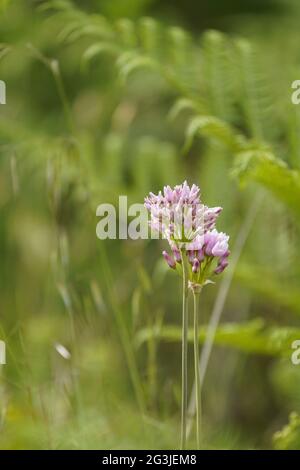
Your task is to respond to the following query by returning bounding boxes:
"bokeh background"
[1,0,300,449]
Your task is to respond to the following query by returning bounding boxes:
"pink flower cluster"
[144,181,222,243]
[145,181,230,285]
[187,230,229,275]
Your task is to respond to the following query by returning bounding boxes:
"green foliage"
[233,150,300,218]
[1,0,300,450]
[43,0,300,219]
[184,115,247,153]
[0,0,10,13]
[136,318,300,358]
[273,412,300,450]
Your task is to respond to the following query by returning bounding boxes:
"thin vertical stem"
[51,59,75,134]
[186,191,263,438]
[26,44,75,134]
[180,247,189,449]
[192,289,202,449]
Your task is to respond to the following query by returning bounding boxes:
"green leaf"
[233,149,300,216]
[168,98,203,121]
[136,318,300,357]
[202,30,236,121]
[82,42,119,69]
[116,53,157,81]
[184,115,247,153]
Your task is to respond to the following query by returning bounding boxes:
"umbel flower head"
[144,181,222,244]
[144,181,230,288]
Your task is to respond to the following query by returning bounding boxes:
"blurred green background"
[1,0,300,449]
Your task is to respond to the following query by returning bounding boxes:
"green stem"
[192,288,202,449]
[51,60,75,134]
[26,44,74,134]
[180,248,189,449]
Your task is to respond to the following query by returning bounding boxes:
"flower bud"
[162,250,176,269]
[192,258,200,273]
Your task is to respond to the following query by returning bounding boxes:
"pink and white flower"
[144,181,230,285]
[144,181,222,245]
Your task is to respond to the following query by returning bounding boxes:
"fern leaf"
[184,115,247,153]
[233,149,300,216]
[136,319,300,358]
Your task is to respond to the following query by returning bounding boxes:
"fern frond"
[233,149,300,216]
[47,2,200,98]
[168,98,204,121]
[201,30,236,121]
[44,1,300,218]
[184,115,247,153]
[235,38,276,140]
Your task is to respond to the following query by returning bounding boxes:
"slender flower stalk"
[192,287,202,449]
[180,247,189,450]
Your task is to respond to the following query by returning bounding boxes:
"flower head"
[144,181,222,246]
[145,181,230,288]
